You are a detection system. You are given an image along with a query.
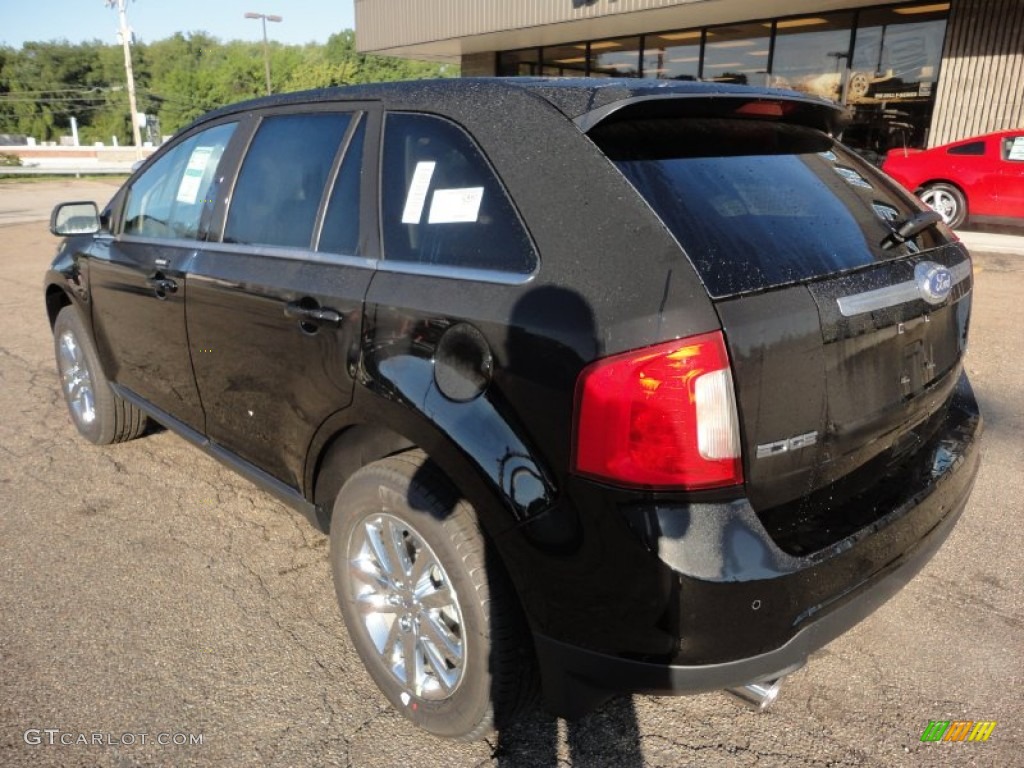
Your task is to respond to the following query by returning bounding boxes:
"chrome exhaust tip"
[724,678,783,711]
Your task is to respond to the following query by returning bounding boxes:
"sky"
[1,0,356,48]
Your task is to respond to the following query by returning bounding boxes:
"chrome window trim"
[115,234,202,248]
[200,240,379,269]
[376,258,536,286]
[836,260,971,317]
[116,234,379,270]
[112,236,537,282]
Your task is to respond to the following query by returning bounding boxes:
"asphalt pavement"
[1,180,1022,767]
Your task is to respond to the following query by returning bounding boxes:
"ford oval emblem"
[914,261,953,305]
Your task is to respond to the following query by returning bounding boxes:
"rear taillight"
[573,331,743,490]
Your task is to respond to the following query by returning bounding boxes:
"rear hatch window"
[590,117,949,297]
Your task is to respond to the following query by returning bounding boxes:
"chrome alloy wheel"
[57,329,96,426]
[348,513,466,700]
[920,187,959,225]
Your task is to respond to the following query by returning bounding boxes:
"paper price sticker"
[428,187,484,224]
[401,161,436,224]
[176,146,215,204]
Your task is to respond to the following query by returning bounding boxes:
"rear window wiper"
[881,209,943,250]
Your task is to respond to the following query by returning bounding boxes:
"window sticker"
[428,187,484,224]
[401,161,436,224]
[175,146,214,204]
[1008,137,1024,162]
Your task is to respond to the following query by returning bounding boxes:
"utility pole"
[108,0,142,156]
[244,12,283,96]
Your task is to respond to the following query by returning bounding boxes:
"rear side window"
[381,112,536,274]
[591,118,948,297]
[948,141,985,156]
[123,121,236,240]
[225,112,351,248]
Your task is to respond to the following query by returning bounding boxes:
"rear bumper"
[533,373,982,718]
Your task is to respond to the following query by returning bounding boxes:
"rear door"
[591,114,972,514]
[89,120,239,430]
[187,106,376,489]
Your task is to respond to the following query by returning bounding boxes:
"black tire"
[919,182,968,229]
[53,305,147,445]
[329,450,536,740]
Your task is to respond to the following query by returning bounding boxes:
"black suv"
[44,78,982,740]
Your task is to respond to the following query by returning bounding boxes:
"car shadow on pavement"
[487,286,645,765]
[492,698,645,767]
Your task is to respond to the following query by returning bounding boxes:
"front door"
[89,121,239,431]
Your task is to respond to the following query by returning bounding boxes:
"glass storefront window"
[588,37,642,78]
[498,48,541,77]
[540,44,588,77]
[703,23,770,85]
[770,14,854,103]
[495,2,951,155]
[851,4,948,100]
[644,30,701,81]
[845,3,949,158]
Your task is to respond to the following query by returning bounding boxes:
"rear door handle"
[284,300,343,327]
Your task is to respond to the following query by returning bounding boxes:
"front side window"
[123,121,237,240]
[1003,136,1024,162]
[224,112,351,248]
[381,113,536,274]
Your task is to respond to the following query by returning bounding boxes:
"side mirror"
[50,201,101,236]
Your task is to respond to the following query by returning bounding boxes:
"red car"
[882,129,1024,229]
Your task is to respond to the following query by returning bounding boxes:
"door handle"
[284,300,343,327]
[146,275,177,297]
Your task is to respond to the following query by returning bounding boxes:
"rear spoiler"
[574,93,850,136]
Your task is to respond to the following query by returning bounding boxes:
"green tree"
[0,31,456,143]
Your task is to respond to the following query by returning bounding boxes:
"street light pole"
[107,0,142,156]
[244,12,283,96]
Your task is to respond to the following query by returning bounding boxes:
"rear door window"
[590,118,949,297]
[381,112,536,274]
[225,112,351,249]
